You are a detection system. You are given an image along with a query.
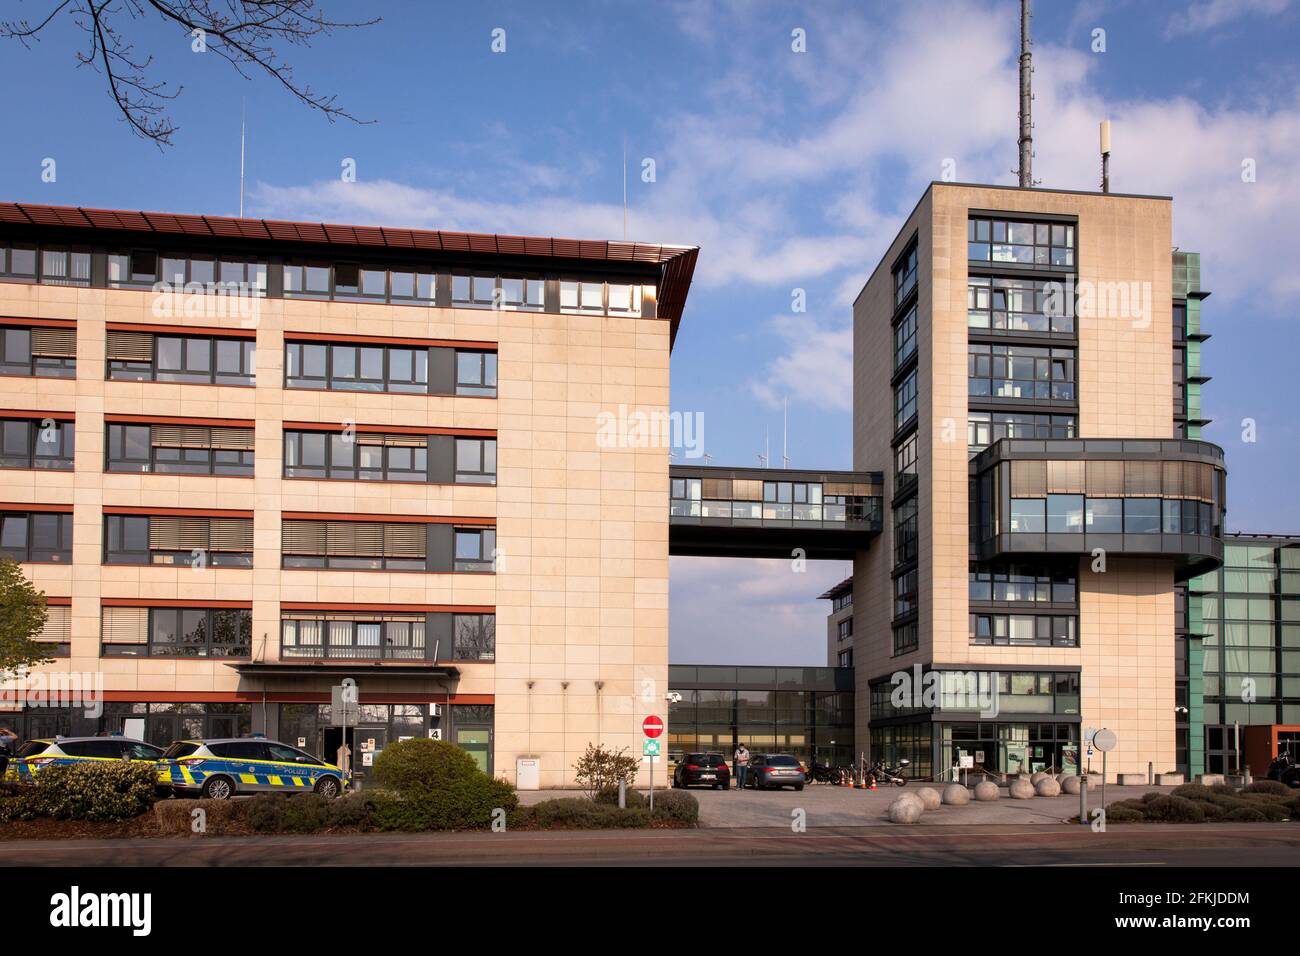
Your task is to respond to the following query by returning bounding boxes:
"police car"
[2,736,165,782]
[156,738,346,799]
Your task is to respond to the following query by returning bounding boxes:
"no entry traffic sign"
[642,715,664,738]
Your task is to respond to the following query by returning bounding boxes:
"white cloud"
[749,314,854,412]
[1166,0,1293,36]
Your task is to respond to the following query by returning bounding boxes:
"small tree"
[0,558,52,674]
[573,742,639,800]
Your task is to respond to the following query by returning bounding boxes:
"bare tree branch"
[0,0,378,148]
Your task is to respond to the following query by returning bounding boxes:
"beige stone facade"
[852,183,1182,780]
[0,219,689,789]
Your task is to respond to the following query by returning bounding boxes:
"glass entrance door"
[457,727,491,774]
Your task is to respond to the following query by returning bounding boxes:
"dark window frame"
[0,511,73,563]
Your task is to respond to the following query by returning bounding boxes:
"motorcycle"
[810,761,848,785]
[1266,751,1300,789]
[866,757,910,787]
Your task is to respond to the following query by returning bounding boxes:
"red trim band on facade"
[282,511,494,526]
[102,505,255,519]
[284,331,497,350]
[100,598,253,608]
[98,691,495,705]
[105,321,258,339]
[44,596,71,606]
[0,409,75,421]
[282,421,495,438]
[0,316,76,329]
[103,413,256,428]
[0,502,73,513]
[280,601,495,614]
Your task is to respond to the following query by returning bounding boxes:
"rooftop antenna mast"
[622,136,628,241]
[1016,0,1035,188]
[782,398,790,469]
[758,428,769,468]
[1100,119,1112,193]
[239,99,247,217]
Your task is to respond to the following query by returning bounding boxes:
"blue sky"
[4,0,1299,664]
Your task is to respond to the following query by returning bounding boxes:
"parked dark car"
[673,752,730,790]
[746,753,806,791]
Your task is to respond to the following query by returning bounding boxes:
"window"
[455,437,498,484]
[129,254,266,293]
[560,280,606,314]
[456,351,498,397]
[1085,498,1123,534]
[837,649,853,667]
[107,331,255,386]
[282,519,449,571]
[968,411,1076,455]
[0,325,76,378]
[452,274,544,311]
[284,341,473,396]
[832,589,852,612]
[894,497,918,564]
[971,565,1076,604]
[892,622,918,656]
[1009,499,1046,533]
[284,262,431,303]
[895,431,918,485]
[894,568,918,618]
[837,618,853,641]
[893,302,917,368]
[0,244,89,286]
[968,217,1074,267]
[671,477,702,516]
[893,241,918,307]
[106,423,254,476]
[968,344,1075,401]
[282,615,428,661]
[453,614,496,660]
[970,613,1078,647]
[284,430,438,483]
[106,607,253,658]
[0,511,72,562]
[454,528,496,572]
[1047,494,1083,533]
[1124,498,1162,534]
[894,369,918,430]
[0,418,74,470]
[968,276,1074,335]
[103,513,253,567]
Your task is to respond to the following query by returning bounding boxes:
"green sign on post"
[643,739,660,757]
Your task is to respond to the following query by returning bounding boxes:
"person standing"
[733,743,751,791]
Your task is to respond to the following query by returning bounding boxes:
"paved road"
[3,823,1298,867]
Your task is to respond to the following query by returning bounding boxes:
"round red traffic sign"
[643,715,664,738]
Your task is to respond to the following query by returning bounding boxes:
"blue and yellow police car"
[2,736,165,782]
[157,738,346,799]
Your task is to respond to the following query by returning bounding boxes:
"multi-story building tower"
[0,201,697,788]
[821,578,854,667]
[853,183,1226,781]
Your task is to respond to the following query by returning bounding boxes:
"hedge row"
[1102,781,1300,824]
[0,762,157,823]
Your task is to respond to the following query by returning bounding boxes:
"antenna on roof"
[758,428,769,468]
[239,99,247,217]
[1016,0,1036,188]
[622,135,628,241]
[782,398,790,469]
[1100,119,1112,193]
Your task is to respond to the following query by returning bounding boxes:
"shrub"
[369,776,516,832]
[326,791,373,829]
[525,797,652,830]
[245,793,292,833]
[1209,783,1237,795]
[595,786,645,809]
[1103,806,1145,823]
[1172,783,1214,801]
[649,789,699,825]
[0,786,40,822]
[1227,806,1267,823]
[1139,795,1205,824]
[154,798,246,836]
[573,743,639,799]
[30,762,156,821]
[1242,780,1292,797]
[372,738,481,793]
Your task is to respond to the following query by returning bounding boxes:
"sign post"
[643,715,664,812]
[331,679,360,787]
[1092,727,1117,826]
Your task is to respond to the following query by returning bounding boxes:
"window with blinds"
[101,606,149,647]
[0,325,77,378]
[283,429,433,482]
[105,513,253,567]
[282,519,434,571]
[106,422,255,475]
[36,605,71,654]
[281,612,429,661]
[1009,458,1221,503]
[106,330,257,386]
[101,605,252,657]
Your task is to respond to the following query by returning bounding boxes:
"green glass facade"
[1188,537,1300,773]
